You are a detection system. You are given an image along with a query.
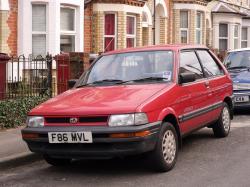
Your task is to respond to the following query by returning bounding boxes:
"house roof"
[212,2,247,16]
[84,0,147,6]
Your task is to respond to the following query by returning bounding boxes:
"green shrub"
[0,96,49,129]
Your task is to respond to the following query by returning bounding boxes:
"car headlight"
[233,83,250,90]
[27,116,44,127]
[108,113,148,127]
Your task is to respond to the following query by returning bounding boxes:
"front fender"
[157,107,178,122]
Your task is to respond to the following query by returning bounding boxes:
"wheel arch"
[223,96,234,119]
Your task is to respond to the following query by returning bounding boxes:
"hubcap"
[162,130,176,164]
[222,107,230,132]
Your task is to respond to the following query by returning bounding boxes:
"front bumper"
[233,91,250,108]
[22,122,161,158]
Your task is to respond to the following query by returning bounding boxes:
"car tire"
[147,122,178,172]
[43,155,71,166]
[212,103,231,138]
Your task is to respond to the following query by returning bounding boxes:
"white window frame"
[219,23,229,51]
[196,12,202,44]
[103,12,117,51]
[241,27,248,48]
[60,5,77,52]
[234,24,240,49]
[126,15,137,47]
[180,11,189,44]
[31,3,48,56]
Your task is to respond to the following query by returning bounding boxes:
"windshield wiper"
[227,66,250,70]
[115,77,168,84]
[76,79,124,88]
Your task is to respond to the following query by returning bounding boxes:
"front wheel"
[212,103,231,138]
[147,122,178,172]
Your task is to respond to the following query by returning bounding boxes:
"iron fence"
[1,54,55,100]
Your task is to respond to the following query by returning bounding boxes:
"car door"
[196,50,227,123]
[178,50,211,134]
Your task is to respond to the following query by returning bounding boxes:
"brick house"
[0,0,84,57]
[84,0,170,53]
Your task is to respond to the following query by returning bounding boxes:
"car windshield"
[224,50,250,69]
[77,50,174,86]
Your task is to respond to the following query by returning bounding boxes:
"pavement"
[0,126,41,169]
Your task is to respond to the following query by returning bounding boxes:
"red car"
[22,45,233,172]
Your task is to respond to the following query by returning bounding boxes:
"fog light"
[109,130,150,138]
[22,133,39,139]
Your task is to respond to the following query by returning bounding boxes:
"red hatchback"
[22,45,233,172]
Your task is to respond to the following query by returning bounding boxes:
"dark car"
[22,45,233,172]
[224,49,250,108]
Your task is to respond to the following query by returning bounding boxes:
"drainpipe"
[153,0,156,45]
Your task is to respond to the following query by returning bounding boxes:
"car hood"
[229,69,250,83]
[29,84,169,116]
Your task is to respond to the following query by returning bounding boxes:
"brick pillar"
[148,25,153,45]
[173,9,180,44]
[0,10,10,53]
[0,53,10,100]
[92,11,104,53]
[117,11,126,49]
[136,14,142,47]
[189,10,196,44]
[160,17,167,44]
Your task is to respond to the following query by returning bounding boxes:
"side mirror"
[179,72,196,84]
[68,79,78,89]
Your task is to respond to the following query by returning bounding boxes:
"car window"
[196,50,224,77]
[180,51,204,80]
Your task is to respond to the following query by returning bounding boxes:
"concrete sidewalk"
[0,127,41,169]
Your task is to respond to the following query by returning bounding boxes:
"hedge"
[0,96,49,129]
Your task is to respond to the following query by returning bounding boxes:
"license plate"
[48,132,93,143]
[234,96,249,103]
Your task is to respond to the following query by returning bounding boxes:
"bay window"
[196,12,202,44]
[234,25,239,49]
[104,14,116,52]
[219,23,228,51]
[32,4,47,56]
[241,27,248,48]
[180,11,189,44]
[60,7,76,52]
[126,15,136,48]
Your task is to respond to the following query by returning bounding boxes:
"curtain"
[105,14,115,35]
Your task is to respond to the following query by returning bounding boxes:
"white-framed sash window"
[196,12,202,44]
[234,24,239,49]
[219,23,228,51]
[241,27,248,48]
[32,4,47,56]
[126,15,136,48]
[104,13,117,52]
[60,6,76,52]
[180,11,189,44]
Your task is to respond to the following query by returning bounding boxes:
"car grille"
[45,116,109,124]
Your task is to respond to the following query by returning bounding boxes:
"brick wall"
[117,11,126,49]
[84,4,93,53]
[173,9,180,43]
[7,0,18,56]
[136,14,142,47]
[0,11,10,53]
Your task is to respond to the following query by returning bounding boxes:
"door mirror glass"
[68,79,78,89]
[179,72,196,84]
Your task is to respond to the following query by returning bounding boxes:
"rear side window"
[196,50,224,77]
[180,51,204,80]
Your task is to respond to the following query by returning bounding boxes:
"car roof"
[103,44,209,56]
[228,48,250,53]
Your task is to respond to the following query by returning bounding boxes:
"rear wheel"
[212,103,231,138]
[43,155,71,166]
[147,122,178,172]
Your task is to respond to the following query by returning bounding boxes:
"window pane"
[234,25,239,37]
[104,37,115,52]
[219,24,228,37]
[60,8,75,31]
[105,14,115,35]
[32,4,46,32]
[60,35,75,52]
[219,39,228,51]
[196,13,201,29]
[180,51,204,79]
[32,34,46,56]
[180,11,188,28]
[127,16,135,35]
[234,39,239,49]
[242,28,247,40]
[196,50,223,77]
[242,41,248,48]
[127,38,135,48]
[181,31,188,44]
[196,30,201,44]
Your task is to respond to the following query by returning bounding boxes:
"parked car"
[224,48,250,108]
[22,45,233,172]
